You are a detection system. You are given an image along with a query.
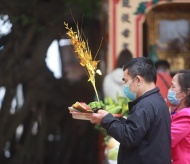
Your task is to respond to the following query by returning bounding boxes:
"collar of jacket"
[128,87,160,110]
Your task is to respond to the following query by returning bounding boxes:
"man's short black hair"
[123,57,157,83]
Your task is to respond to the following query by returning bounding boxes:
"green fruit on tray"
[105,105,122,114]
[88,101,105,113]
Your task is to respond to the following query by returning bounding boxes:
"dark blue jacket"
[101,87,171,164]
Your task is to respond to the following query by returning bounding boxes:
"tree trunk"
[0,0,106,163]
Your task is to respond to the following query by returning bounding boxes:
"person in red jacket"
[155,60,172,108]
[168,69,190,164]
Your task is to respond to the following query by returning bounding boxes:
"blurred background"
[1,0,190,164]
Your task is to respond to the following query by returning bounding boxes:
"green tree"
[0,0,107,163]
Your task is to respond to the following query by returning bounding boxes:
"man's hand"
[86,110,109,125]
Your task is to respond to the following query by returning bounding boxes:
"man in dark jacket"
[85,57,171,164]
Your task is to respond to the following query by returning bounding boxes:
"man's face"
[123,69,133,84]
[122,69,137,93]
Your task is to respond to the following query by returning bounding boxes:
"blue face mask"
[123,78,137,102]
[167,89,182,105]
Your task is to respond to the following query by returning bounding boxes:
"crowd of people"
[70,49,190,164]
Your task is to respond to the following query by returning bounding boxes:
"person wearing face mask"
[83,57,171,164]
[168,69,190,164]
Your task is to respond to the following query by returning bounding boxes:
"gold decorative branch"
[64,22,102,101]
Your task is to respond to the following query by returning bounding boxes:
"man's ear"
[136,75,141,86]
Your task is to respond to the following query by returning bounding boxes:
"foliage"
[63,0,101,19]
[0,0,104,163]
